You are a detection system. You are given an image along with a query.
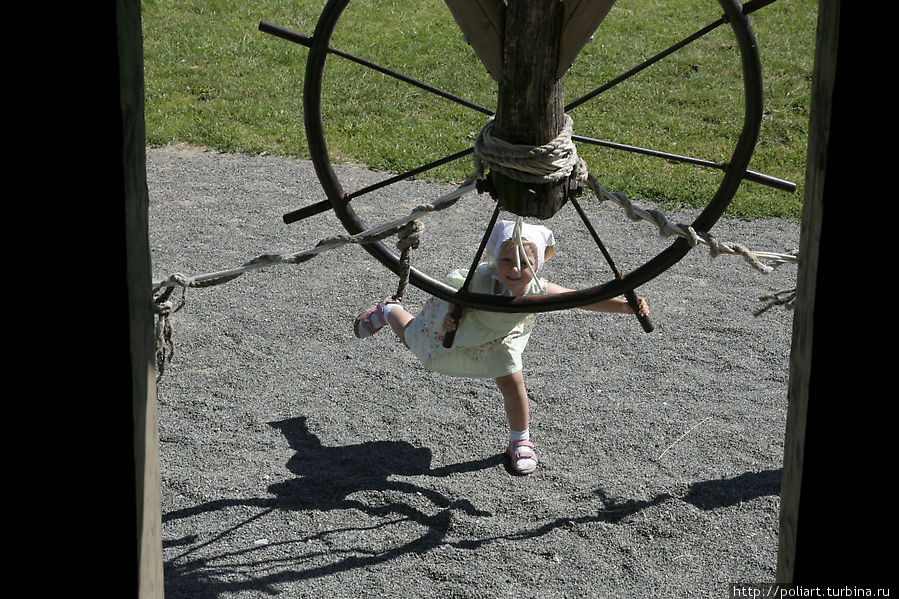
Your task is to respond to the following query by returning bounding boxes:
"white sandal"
[507,440,538,475]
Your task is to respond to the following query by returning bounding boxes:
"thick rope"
[753,288,797,315]
[584,174,799,272]
[474,114,587,185]
[151,174,477,378]
[511,216,546,293]
[152,285,185,380]
[392,220,421,302]
[152,173,479,292]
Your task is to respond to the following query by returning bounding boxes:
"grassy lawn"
[141,0,817,220]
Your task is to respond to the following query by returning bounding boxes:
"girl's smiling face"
[495,241,539,296]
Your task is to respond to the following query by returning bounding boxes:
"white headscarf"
[485,218,556,274]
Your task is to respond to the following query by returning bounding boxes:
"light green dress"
[404,263,548,378]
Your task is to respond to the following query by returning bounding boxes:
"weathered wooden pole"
[776,1,886,584]
[489,0,568,219]
[116,0,164,595]
[446,0,615,220]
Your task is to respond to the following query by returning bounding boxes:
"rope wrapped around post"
[474,114,587,185]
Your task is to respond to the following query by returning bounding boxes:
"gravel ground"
[147,144,800,598]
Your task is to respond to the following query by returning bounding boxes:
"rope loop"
[153,297,175,381]
[392,219,422,302]
[474,114,587,185]
[395,219,421,252]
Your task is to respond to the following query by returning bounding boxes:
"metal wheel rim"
[303,0,763,313]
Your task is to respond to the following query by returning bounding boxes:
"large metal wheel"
[282,0,768,313]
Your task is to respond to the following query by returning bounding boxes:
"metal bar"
[565,0,777,113]
[573,134,796,192]
[259,20,493,115]
[282,147,475,224]
[569,196,654,332]
[442,203,502,348]
[346,148,476,201]
[282,198,334,223]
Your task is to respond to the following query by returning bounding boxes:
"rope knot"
[391,219,423,302]
[474,114,586,185]
[153,298,175,381]
[395,220,421,252]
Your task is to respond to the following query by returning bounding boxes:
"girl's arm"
[543,282,650,316]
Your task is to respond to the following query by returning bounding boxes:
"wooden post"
[774,1,837,581]
[490,0,568,219]
[777,1,886,583]
[446,0,615,83]
[115,0,165,595]
[446,1,616,220]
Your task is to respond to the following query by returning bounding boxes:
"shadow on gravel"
[681,469,782,510]
[266,416,498,517]
[161,417,781,598]
[589,469,782,523]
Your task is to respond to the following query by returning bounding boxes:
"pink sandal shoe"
[354,297,401,338]
[506,440,538,475]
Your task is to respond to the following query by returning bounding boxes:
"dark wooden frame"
[117,0,872,592]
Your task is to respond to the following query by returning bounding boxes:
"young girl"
[353,219,649,475]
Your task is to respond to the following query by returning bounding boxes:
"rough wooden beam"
[557,0,617,76]
[445,0,505,81]
[775,0,881,583]
[116,0,164,595]
[490,0,568,219]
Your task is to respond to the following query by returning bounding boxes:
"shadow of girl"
[162,415,498,591]
[266,416,495,522]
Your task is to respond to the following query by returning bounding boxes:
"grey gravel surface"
[148,144,800,598]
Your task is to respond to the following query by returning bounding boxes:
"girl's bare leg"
[496,371,537,474]
[496,371,529,432]
[385,306,414,346]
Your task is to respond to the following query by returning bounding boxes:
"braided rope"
[474,114,587,185]
[152,285,183,380]
[583,174,798,273]
[151,173,477,378]
[152,173,479,292]
[754,288,797,315]
[392,220,421,302]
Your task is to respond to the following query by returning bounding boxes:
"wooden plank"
[445,0,505,81]
[558,0,617,76]
[775,0,836,581]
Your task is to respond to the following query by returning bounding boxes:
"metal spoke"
[573,134,796,192]
[259,21,493,116]
[442,203,503,348]
[569,196,653,332]
[282,147,474,223]
[566,0,777,112]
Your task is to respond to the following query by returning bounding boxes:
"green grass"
[141,0,817,220]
